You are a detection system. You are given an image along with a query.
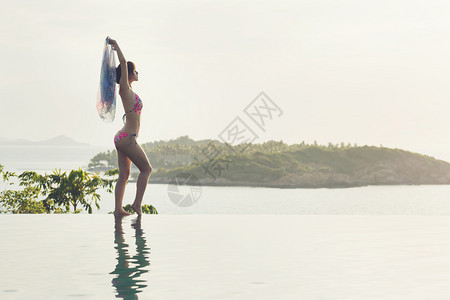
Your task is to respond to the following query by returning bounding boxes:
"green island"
[88,136,450,188]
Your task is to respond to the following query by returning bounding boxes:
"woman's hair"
[116,61,136,84]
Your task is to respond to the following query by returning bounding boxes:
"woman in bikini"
[108,38,152,217]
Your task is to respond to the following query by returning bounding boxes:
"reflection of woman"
[108,38,152,217]
[110,215,151,299]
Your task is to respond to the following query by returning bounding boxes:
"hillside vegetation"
[88,136,450,188]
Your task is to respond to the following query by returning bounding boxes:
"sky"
[1,0,450,160]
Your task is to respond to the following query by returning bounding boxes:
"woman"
[108,38,152,217]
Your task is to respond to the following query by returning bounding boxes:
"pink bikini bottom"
[114,130,137,146]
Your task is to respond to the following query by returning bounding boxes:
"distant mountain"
[151,135,216,146]
[0,135,89,146]
[35,135,89,146]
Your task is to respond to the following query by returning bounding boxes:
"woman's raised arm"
[108,38,129,90]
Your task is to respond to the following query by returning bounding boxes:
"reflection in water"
[110,215,151,299]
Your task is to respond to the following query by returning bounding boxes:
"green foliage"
[88,150,118,169]
[44,168,115,213]
[86,135,450,187]
[88,135,364,176]
[131,140,450,186]
[121,204,158,214]
[1,186,50,214]
[0,165,119,214]
[88,136,293,174]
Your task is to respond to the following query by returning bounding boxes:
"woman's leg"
[114,147,132,215]
[118,139,152,216]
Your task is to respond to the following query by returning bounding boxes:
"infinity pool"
[2,215,450,299]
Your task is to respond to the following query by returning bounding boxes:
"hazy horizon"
[2,0,450,161]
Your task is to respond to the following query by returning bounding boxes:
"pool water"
[2,214,450,299]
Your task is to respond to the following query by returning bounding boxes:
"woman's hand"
[108,38,118,50]
[107,36,126,63]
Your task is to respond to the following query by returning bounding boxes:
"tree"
[45,168,117,213]
[0,165,119,214]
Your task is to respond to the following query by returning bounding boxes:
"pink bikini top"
[122,93,143,124]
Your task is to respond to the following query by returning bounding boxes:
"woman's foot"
[131,202,142,217]
[114,209,132,216]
